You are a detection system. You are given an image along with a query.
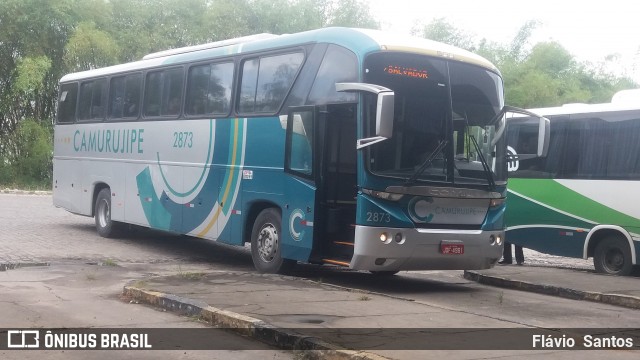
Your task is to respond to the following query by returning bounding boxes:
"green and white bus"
[53,27,548,274]
[506,98,640,275]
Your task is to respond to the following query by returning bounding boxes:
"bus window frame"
[184,58,236,120]
[77,77,108,123]
[284,106,318,182]
[142,65,186,120]
[56,82,80,125]
[107,72,143,122]
[236,48,307,117]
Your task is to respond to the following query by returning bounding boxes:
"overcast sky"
[366,0,640,82]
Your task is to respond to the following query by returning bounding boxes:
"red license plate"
[441,244,464,255]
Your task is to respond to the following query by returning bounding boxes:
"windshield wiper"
[468,135,495,190]
[404,140,448,186]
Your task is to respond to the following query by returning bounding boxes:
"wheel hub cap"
[258,223,278,262]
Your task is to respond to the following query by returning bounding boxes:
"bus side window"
[161,68,184,116]
[239,52,304,114]
[307,45,357,104]
[78,78,106,121]
[256,53,304,113]
[123,74,141,118]
[110,73,141,120]
[186,62,233,116]
[286,110,314,177]
[144,68,183,117]
[110,77,125,118]
[57,83,78,124]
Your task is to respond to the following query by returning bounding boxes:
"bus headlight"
[489,198,505,208]
[490,235,503,246]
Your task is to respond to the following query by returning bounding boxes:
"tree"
[411,18,476,52]
[412,18,638,108]
[325,0,379,28]
[0,0,109,186]
[0,0,383,186]
[14,119,53,185]
[1,1,637,187]
[0,0,78,141]
[64,21,120,72]
[204,0,378,40]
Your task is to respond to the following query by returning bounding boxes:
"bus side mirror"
[503,107,551,162]
[336,82,394,149]
[537,116,550,157]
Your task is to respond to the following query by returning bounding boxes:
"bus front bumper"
[350,225,504,271]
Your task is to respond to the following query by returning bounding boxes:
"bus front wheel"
[593,236,633,276]
[95,188,120,238]
[250,208,294,274]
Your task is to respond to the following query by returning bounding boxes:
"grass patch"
[358,295,371,301]
[178,271,206,280]
[175,264,206,280]
[0,182,51,191]
[102,259,118,267]
[131,280,148,289]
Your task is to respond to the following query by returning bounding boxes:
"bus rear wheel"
[95,188,120,238]
[593,236,633,276]
[250,208,294,274]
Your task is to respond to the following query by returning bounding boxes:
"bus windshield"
[363,52,506,187]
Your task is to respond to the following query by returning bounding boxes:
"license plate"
[441,243,464,255]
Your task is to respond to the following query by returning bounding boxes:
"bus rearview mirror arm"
[336,82,394,149]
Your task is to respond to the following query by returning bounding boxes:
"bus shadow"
[62,223,254,270]
[291,264,476,296]
[61,224,488,287]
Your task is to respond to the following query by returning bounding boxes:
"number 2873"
[366,212,391,223]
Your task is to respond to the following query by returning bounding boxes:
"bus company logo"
[289,209,307,241]
[7,330,40,348]
[408,197,435,223]
[507,146,519,172]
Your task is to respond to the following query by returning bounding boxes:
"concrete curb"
[122,285,389,360]
[464,270,640,310]
[0,262,50,272]
[1,189,52,195]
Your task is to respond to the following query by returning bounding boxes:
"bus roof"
[526,100,640,117]
[59,27,498,83]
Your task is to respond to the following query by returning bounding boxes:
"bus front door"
[283,106,318,264]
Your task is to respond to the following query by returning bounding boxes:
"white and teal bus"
[506,98,640,275]
[53,27,548,274]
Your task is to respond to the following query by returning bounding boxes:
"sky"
[366,0,640,83]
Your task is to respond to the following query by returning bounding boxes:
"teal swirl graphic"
[408,197,435,223]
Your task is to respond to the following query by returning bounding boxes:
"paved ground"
[123,267,640,359]
[0,192,603,271]
[0,193,255,267]
[0,193,291,359]
[2,193,639,359]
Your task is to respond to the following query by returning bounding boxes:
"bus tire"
[250,208,294,274]
[593,236,633,276]
[95,188,120,238]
